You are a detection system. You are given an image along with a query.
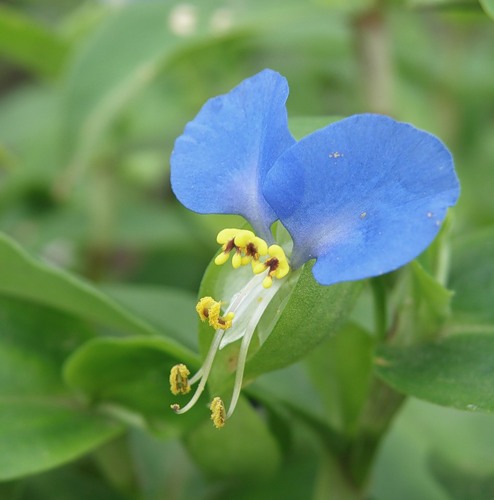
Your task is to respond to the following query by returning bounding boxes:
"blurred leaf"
[314,0,373,11]
[0,5,68,77]
[100,284,198,351]
[0,296,93,397]
[249,362,347,457]
[305,322,374,436]
[407,0,480,8]
[410,261,453,334]
[113,203,202,250]
[0,86,61,199]
[185,397,281,480]
[13,461,126,500]
[128,432,204,499]
[0,402,121,482]
[429,453,494,499]
[479,0,494,17]
[64,337,202,436]
[61,1,231,189]
[0,297,123,481]
[375,333,494,412]
[60,0,322,189]
[372,398,494,499]
[389,261,453,344]
[0,233,194,361]
[288,115,341,140]
[449,227,494,324]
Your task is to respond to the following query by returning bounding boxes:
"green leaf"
[479,0,494,18]
[429,453,494,500]
[64,337,202,436]
[375,333,494,413]
[0,5,68,78]
[100,284,198,351]
[449,227,494,324]
[410,261,453,334]
[304,322,374,436]
[0,233,194,362]
[184,397,281,480]
[246,264,362,378]
[11,461,126,500]
[0,297,123,481]
[371,398,494,499]
[388,261,453,344]
[0,296,94,397]
[0,402,122,482]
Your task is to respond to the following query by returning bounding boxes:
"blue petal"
[170,69,295,240]
[263,114,460,285]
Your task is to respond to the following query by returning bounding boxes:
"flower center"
[169,228,290,427]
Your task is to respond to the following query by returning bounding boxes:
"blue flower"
[171,69,460,286]
[168,69,460,428]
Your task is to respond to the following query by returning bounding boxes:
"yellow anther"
[214,252,231,266]
[196,296,234,330]
[233,229,256,248]
[210,396,226,429]
[207,300,222,327]
[232,251,243,269]
[268,245,290,279]
[252,260,267,275]
[169,364,191,396]
[215,228,241,267]
[242,235,268,265]
[251,244,290,288]
[217,228,240,245]
[196,296,216,322]
[215,228,269,269]
[170,403,181,412]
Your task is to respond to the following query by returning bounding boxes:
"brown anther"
[246,242,258,257]
[266,257,280,274]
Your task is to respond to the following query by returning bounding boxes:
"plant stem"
[354,2,394,115]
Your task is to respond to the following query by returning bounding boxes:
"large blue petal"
[263,114,460,285]
[170,69,295,240]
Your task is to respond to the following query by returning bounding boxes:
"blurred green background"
[1,0,494,498]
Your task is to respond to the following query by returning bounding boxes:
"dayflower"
[168,69,460,427]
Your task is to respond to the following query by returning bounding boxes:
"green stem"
[85,167,115,281]
[371,277,388,341]
[344,377,405,489]
[354,2,393,114]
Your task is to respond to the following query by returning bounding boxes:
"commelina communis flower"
[167,69,460,428]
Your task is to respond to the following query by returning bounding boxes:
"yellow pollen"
[169,364,191,395]
[196,296,234,330]
[251,244,290,288]
[170,403,181,412]
[210,397,226,429]
[196,296,216,322]
[215,228,269,269]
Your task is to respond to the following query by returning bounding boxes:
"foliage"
[1,0,494,498]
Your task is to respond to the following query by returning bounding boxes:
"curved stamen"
[226,278,283,418]
[173,327,226,414]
